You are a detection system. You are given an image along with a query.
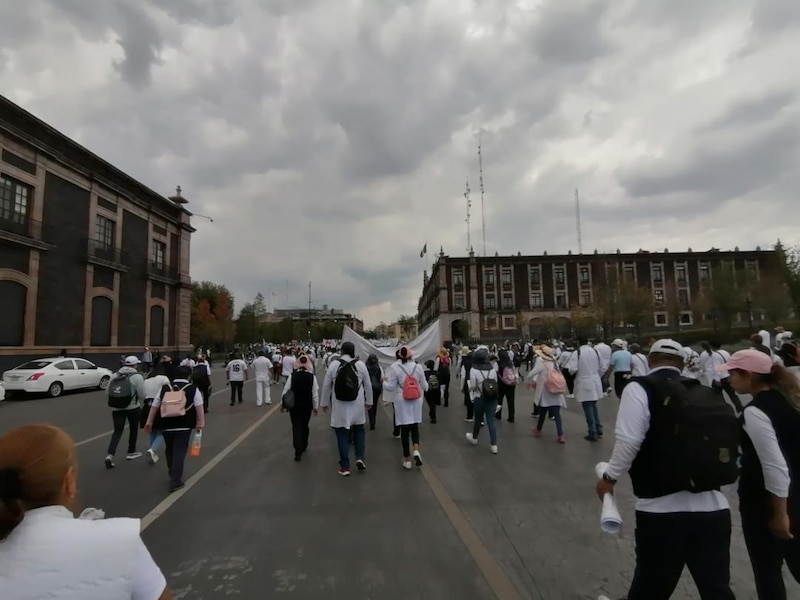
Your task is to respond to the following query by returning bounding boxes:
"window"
[555,292,567,309]
[554,266,565,286]
[485,316,497,330]
[485,295,496,309]
[699,261,710,282]
[454,294,465,310]
[654,312,668,327]
[623,263,635,281]
[678,289,690,306]
[530,292,542,308]
[95,215,115,249]
[653,289,664,305]
[501,269,512,285]
[745,260,759,282]
[0,175,30,224]
[484,270,495,285]
[502,315,515,330]
[680,311,693,325]
[502,295,513,309]
[651,264,663,284]
[529,267,541,287]
[676,263,687,285]
[579,266,590,284]
[54,360,75,370]
[453,271,464,286]
[580,291,592,306]
[153,240,166,267]
[74,359,96,369]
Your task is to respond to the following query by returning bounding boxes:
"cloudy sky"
[2,0,799,327]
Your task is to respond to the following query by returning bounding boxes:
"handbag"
[282,373,295,410]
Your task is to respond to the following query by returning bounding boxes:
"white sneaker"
[104,455,114,469]
[466,433,478,445]
[146,448,159,465]
[413,450,423,466]
[266,400,272,405]
[402,460,413,470]
[489,445,498,454]
[598,596,611,600]
[125,452,142,460]
[464,417,474,422]
[256,402,262,407]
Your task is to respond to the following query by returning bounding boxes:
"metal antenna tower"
[575,188,583,254]
[464,179,472,252]
[477,134,487,256]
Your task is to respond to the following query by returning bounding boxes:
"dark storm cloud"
[529,1,614,64]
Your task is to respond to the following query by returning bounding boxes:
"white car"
[1,357,114,398]
[0,382,5,401]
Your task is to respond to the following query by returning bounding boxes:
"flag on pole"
[419,243,427,258]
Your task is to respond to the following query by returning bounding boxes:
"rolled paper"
[595,462,623,535]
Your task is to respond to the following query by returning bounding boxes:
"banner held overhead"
[341,320,442,370]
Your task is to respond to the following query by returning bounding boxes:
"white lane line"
[73,380,254,447]
[141,401,281,531]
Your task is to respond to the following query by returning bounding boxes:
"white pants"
[255,379,271,406]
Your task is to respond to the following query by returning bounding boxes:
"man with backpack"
[424,359,441,423]
[595,339,738,600]
[192,355,212,413]
[104,356,147,469]
[320,342,374,476]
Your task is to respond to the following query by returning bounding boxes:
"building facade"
[272,306,364,333]
[0,95,194,371]
[417,247,777,342]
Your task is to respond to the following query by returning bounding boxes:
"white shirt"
[180,358,196,368]
[226,359,248,382]
[468,364,498,401]
[743,406,791,497]
[143,375,171,400]
[630,353,648,377]
[594,343,612,371]
[281,355,296,377]
[606,366,729,513]
[776,331,793,349]
[150,380,204,431]
[250,356,273,381]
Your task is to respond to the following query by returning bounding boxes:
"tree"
[570,306,597,338]
[191,299,216,346]
[752,275,792,327]
[618,280,653,336]
[694,264,743,333]
[191,281,235,350]
[774,241,800,315]
[397,315,417,339]
[235,302,256,343]
[591,268,621,336]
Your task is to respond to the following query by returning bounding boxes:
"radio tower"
[464,179,472,252]
[575,188,583,254]
[477,135,487,256]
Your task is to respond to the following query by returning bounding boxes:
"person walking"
[226,352,248,406]
[458,347,475,422]
[320,342,373,476]
[384,347,428,469]
[250,350,273,407]
[527,345,567,443]
[434,347,451,407]
[496,348,518,422]
[141,365,172,465]
[281,355,319,462]
[191,355,212,413]
[465,347,499,454]
[423,360,440,424]
[365,354,383,430]
[718,349,800,599]
[566,337,605,442]
[104,356,146,469]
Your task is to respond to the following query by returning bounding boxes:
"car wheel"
[98,376,111,390]
[48,382,63,398]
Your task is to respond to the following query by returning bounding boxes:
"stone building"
[0,95,194,370]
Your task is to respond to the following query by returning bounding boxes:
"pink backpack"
[401,365,422,400]
[544,364,567,394]
[501,367,517,386]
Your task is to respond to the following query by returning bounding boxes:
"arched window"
[90,296,113,347]
[0,280,26,346]
[150,305,165,347]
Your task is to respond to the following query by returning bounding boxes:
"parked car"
[1,357,113,398]
[0,382,5,401]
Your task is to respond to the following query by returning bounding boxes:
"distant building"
[272,306,363,333]
[387,319,418,341]
[417,247,778,342]
[0,95,194,370]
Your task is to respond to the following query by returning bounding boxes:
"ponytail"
[760,364,800,413]
[0,468,25,540]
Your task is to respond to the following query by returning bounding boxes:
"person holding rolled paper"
[595,339,737,600]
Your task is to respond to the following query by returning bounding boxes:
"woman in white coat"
[383,346,428,470]
[526,345,567,443]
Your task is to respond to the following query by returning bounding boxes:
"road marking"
[379,405,521,600]
[141,401,281,531]
[72,380,256,447]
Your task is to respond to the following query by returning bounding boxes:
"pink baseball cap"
[716,349,773,375]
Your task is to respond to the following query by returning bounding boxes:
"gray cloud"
[1,0,799,327]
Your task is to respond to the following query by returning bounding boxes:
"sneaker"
[169,481,185,493]
[413,450,423,466]
[402,460,413,470]
[126,452,142,461]
[532,429,542,438]
[466,433,478,445]
[356,459,366,472]
[338,467,351,477]
[393,433,401,439]
[464,417,474,422]
[585,435,598,442]
[557,435,566,444]
[146,449,159,465]
[104,455,114,469]
[489,445,498,454]
[597,431,604,438]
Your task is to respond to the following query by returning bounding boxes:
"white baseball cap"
[124,355,141,366]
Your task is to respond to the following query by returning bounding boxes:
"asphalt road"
[0,365,789,599]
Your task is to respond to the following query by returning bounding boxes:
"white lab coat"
[566,345,604,403]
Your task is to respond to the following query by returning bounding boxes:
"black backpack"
[478,369,499,401]
[426,370,440,392]
[334,359,360,402]
[367,364,382,395]
[636,374,740,494]
[192,364,210,386]
[107,373,134,408]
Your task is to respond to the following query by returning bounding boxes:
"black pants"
[399,424,420,457]
[613,372,631,399]
[290,408,312,456]
[162,429,192,488]
[427,393,438,422]
[714,379,743,412]
[368,391,380,429]
[229,381,243,404]
[563,370,575,395]
[107,407,141,455]
[392,405,400,437]
[627,510,735,600]
[741,500,800,599]
[464,387,474,420]
[196,383,210,411]
[497,382,516,421]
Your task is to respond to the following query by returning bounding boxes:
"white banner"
[342,320,442,370]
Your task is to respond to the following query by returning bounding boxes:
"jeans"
[229,381,243,404]
[581,401,602,437]
[472,397,497,445]
[107,407,141,455]
[627,510,735,600]
[334,425,365,469]
[400,423,420,457]
[290,408,312,456]
[149,431,164,452]
[537,406,563,436]
[255,379,271,406]
[162,429,192,488]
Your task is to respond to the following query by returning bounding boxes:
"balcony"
[85,238,130,271]
[0,215,52,250]
[146,260,179,283]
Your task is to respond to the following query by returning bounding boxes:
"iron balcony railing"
[147,260,179,281]
[0,214,43,239]
[86,238,128,265]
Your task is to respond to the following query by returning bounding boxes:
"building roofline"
[0,95,189,224]
[434,248,772,263]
